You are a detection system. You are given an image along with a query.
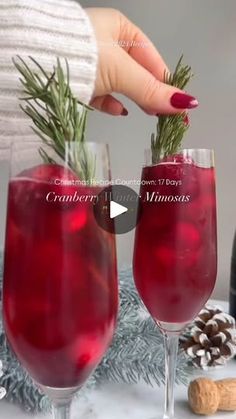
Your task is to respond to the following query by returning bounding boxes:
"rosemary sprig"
[13,56,95,181]
[151,55,193,164]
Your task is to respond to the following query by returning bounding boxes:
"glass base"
[163,415,179,419]
[38,385,80,419]
[40,385,79,406]
[149,415,179,419]
[156,320,189,334]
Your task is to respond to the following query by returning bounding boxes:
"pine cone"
[181,305,236,369]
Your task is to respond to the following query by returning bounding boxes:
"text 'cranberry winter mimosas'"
[3,58,118,419]
[133,57,217,419]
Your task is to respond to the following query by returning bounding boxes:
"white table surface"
[1,300,235,419]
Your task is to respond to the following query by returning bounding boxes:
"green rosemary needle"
[13,56,95,181]
[151,56,193,164]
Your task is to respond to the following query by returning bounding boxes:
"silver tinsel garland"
[0,260,189,413]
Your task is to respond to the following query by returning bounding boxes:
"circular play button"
[93,185,142,234]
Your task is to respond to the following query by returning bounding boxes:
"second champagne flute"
[133,149,217,419]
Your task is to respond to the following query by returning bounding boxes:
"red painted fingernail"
[170,93,198,109]
[121,108,128,116]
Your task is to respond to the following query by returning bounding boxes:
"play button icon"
[110,201,128,219]
[93,185,142,234]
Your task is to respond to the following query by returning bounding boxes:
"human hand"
[86,8,198,116]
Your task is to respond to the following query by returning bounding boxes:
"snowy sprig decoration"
[0,361,6,400]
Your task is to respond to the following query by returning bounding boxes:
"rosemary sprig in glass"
[13,56,95,181]
[151,56,193,164]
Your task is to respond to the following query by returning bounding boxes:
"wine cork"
[188,377,236,415]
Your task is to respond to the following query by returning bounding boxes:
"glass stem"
[163,332,179,419]
[52,401,72,419]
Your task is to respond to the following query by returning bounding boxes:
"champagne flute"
[133,149,217,419]
[3,141,118,419]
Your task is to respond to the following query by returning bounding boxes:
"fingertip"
[90,95,125,116]
[121,108,129,116]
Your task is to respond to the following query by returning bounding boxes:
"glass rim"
[9,140,109,149]
[144,147,214,153]
[8,140,112,185]
[143,148,215,168]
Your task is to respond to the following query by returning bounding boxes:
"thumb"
[114,50,198,115]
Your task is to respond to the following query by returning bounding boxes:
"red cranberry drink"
[3,164,118,388]
[133,154,217,325]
